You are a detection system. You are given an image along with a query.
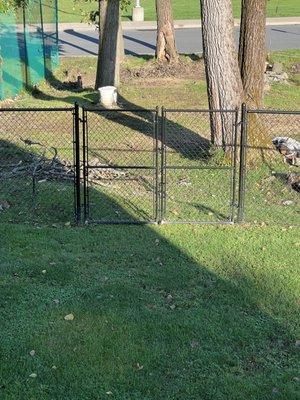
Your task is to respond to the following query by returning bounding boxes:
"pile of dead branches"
[0,139,74,183]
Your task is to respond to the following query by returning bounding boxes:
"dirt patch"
[121,57,205,84]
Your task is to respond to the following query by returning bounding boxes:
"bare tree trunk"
[239,0,267,107]
[95,0,123,89]
[95,0,106,89]
[155,0,179,63]
[200,0,243,146]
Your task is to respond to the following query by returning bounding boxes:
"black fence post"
[230,107,239,222]
[237,103,248,223]
[160,107,166,223]
[82,107,88,223]
[154,107,160,224]
[74,102,81,225]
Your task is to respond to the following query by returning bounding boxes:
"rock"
[266,71,289,85]
[272,387,279,395]
[64,313,75,321]
[288,173,300,192]
[265,61,273,72]
[166,294,173,302]
[272,62,284,74]
[272,137,300,167]
[282,200,293,206]
[0,200,10,212]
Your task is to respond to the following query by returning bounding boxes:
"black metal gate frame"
[159,107,243,224]
[0,104,252,225]
[81,106,160,224]
[77,106,249,225]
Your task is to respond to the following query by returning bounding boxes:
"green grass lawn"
[0,51,299,399]
[58,0,300,23]
[0,221,299,399]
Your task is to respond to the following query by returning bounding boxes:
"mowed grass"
[0,52,300,398]
[58,0,300,23]
[0,222,299,399]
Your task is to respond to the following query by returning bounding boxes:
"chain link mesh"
[244,111,300,226]
[163,110,237,223]
[0,109,75,224]
[84,109,157,223]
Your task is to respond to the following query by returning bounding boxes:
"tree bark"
[95,0,123,89]
[200,0,243,147]
[155,0,179,63]
[239,0,267,107]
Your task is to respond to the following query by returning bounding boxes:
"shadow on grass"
[0,216,298,399]
[26,68,213,162]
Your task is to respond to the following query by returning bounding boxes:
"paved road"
[59,25,300,57]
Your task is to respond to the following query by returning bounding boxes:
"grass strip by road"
[58,0,300,23]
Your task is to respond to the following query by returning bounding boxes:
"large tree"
[239,0,267,107]
[200,0,243,146]
[95,0,124,89]
[155,0,179,63]
[200,0,267,145]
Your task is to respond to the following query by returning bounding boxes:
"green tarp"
[0,0,59,100]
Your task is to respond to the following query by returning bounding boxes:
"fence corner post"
[237,103,248,223]
[74,102,81,225]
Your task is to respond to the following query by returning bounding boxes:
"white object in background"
[132,0,144,22]
[98,86,117,108]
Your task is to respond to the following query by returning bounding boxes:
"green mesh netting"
[0,0,59,100]
[0,11,23,99]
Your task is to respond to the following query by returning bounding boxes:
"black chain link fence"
[0,105,299,226]
[244,110,300,226]
[162,109,238,224]
[0,107,76,224]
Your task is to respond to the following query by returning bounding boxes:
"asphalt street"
[58,25,300,57]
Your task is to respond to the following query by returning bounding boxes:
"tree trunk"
[95,0,123,89]
[239,0,267,107]
[155,0,179,63]
[200,0,243,147]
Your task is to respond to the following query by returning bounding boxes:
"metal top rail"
[247,109,300,115]
[164,108,238,113]
[0,107,74,112]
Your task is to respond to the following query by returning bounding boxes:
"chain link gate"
[159,108,241,224]
[81,107,159,224]
[80,107,242,225]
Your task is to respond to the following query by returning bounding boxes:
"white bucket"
[98,86,117,108]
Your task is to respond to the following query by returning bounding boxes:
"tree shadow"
[0,173,298,398]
